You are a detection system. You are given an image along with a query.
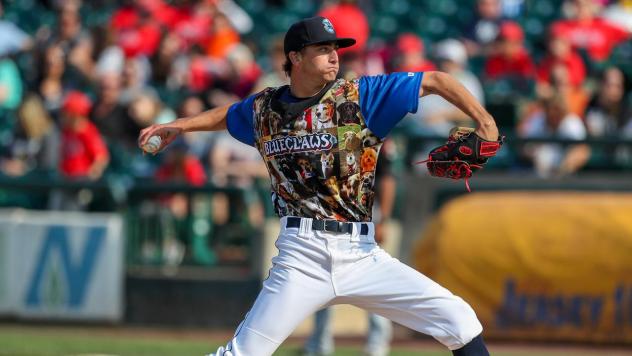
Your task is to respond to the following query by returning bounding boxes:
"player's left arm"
[419,71,499,141]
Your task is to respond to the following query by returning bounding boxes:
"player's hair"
[283,47,308,77]
[283,55,292,76]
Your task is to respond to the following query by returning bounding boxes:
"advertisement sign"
[0,217,19,315]
[414,192,632,343]
[0,210,123,321]
[0,227,8,313]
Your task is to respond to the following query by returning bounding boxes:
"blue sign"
[26,225,105,308]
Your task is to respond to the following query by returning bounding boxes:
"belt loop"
[281,216,289,232]
[298,217,313,239]
[350,222,360,242]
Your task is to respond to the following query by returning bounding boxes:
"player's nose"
[329,49,338,63]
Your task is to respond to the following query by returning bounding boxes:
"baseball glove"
[418,127,504,191]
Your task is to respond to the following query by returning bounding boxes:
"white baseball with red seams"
[207,217,483,356]
[142,135,161,153]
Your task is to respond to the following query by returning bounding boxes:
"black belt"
[286,217,369,235]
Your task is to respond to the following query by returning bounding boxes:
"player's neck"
[289,74,330,99]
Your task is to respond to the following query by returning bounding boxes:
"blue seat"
[284,0,315,16]
[372,15,399,38]
[377,0,412,16]
[414,16,447,40]
[531,0,556,18]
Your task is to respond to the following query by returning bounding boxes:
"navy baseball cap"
[284,16,356,55]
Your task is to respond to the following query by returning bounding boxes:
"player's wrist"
[170,119,188,133]
[474,122,499,141]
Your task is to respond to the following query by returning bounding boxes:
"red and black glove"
[418,127,504,191]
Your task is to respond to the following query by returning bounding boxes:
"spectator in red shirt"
[318,0,369,55]
[110,0,139,31]
[484,21,534,80]
[173,0,215,49]
[117,18,162,58]
[59,91,109,180]
[392,33,436,73]
[551,0,630,62]
[112,0,182,32]
[111,1,162,58]
[536,27,586,88]
[154,139,207,221]
[155,139,207,187]
[153,137,214,266]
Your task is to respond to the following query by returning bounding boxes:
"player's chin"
[323,70,338,81]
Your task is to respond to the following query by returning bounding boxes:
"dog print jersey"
[226,72,423,221]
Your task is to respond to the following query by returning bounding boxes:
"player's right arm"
[138,104,231,153]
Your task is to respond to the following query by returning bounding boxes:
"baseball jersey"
[227,72,422,221]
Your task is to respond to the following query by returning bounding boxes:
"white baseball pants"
[209,216,482,356]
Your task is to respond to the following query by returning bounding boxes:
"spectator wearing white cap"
[398,39,485,175]
[0,2,32,57]
[402,39,484,137]
[603,0,632,32]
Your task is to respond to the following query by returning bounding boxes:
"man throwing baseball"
[139,16,500,356]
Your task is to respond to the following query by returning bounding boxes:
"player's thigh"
[236,262,334,348]
[338,251,482,350]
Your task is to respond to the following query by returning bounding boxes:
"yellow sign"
[414,192,632,343]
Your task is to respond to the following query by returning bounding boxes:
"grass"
[0,324,625,356]
[0,331,210,356]
[0,326,446,356]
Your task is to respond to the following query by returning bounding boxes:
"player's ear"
[290,51,302,65]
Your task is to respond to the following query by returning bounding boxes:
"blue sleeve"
[226,94,256,146]
[359,72,423,138]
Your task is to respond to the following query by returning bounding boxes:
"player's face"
[300,43,339,82]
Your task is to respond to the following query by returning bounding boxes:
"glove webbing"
[416,158,484,192]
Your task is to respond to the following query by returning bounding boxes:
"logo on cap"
[322,19,334,34]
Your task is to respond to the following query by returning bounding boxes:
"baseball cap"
[397,33,424,54]
[498,21,524,42]
[283,16,356,55]
[434,39,468,65]
[62,91,92,117]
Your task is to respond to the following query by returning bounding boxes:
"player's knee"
[436,297,483,350]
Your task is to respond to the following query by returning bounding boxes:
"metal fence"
[1,136,632,274]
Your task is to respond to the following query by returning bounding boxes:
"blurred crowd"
[0,0,631,189]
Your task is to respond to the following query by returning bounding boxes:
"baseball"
[142,135,162,153]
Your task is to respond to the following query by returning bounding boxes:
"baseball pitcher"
[139,16,501,356]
